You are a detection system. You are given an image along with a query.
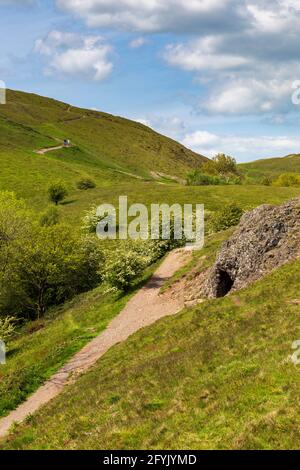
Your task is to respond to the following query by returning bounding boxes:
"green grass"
[239,153,300,182]
[0,259,162,419]
[0,89,206,181]
[1,89,299,227]
[1,89,300,450]
[2,239,300,450]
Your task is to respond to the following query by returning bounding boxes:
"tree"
[48,181,68,205]
[212,153,238,176]
[12,225,103,318]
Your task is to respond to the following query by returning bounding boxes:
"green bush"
[212,203,244,232]
[187,168,242,186]
[187,170,224,186]
[0,316,16,343]
[261,176,272,186]
[81,205,117,234]
[9,225,104,318]
[0,193,104,319]
[39,207,59,226]
[76,179,96,190]
[273,173,300,187]
[103,248,148,291]
[48,181,68,205]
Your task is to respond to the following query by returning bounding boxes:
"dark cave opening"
[216,269,234,298]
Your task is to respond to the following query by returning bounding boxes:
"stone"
[201,197,300,298]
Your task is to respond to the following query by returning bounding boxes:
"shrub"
[48,181,68,205]
[187,170,224,186]
[273,173,300,187]
[212,203,244,232]
[14,225,104,318]
[76,179,96,190]
[261,176,272,186]
[39,207,59,226]
[0,192,105,320]
[103,248,148,291]
[0,316,16,343]
[82,205,105,234]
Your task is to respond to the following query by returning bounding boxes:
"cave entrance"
[216,269,234,298]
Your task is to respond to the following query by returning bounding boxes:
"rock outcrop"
[201,197,300,298]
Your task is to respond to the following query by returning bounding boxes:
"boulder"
[201,197,300,298]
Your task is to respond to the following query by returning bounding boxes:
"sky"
[1,1,300,162]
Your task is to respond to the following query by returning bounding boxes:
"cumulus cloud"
[135,115,186,139]
[56,0,234,33]
[129,37,148,49]
[182,129,300,161]
[54,1,300,115]
[35,31,113,81]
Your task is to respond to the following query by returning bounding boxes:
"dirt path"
[36,145,65,155]
[0,248,192,438]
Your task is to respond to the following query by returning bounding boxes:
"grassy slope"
[239,153,300,182]
[0,90,299,226]
[0,259,162,419]
[0,89,206,182]
[1,90,300,449]
[2,234,300,450]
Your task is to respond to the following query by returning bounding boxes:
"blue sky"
[1,0,300,162]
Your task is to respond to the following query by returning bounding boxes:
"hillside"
[2,231,300,450]
[239,153,300,182]
[0,90,300,451]
[2,90,300,228]
[0,89,206,180]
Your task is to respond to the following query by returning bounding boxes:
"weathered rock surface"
[201,197,300,298]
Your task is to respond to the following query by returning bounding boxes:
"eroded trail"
[36,145,65,155]
[0,248,192,438]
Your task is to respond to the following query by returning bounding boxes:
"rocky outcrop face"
[201,197,300,298]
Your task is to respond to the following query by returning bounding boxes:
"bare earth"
[0,248,192,438]
[36,145,65,155]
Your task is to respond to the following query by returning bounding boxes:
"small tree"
[213,153,238,176]
[48,181,68,205]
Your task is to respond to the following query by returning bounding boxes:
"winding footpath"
[0,248,192,438]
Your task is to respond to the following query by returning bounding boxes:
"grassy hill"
[0,89,206,183]
[239,153,300,183]
[2,232,300,450]
[1,90,300,450]
[0,90,299,226]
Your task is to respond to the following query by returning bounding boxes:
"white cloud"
[35,31,113,81]
[49,1,300,116]
[135,115,186,139]
[56,0,231,33]
[202,77,294,114]
[182,129,300,161]
[129,37,148,49]
[164,37,250,72]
